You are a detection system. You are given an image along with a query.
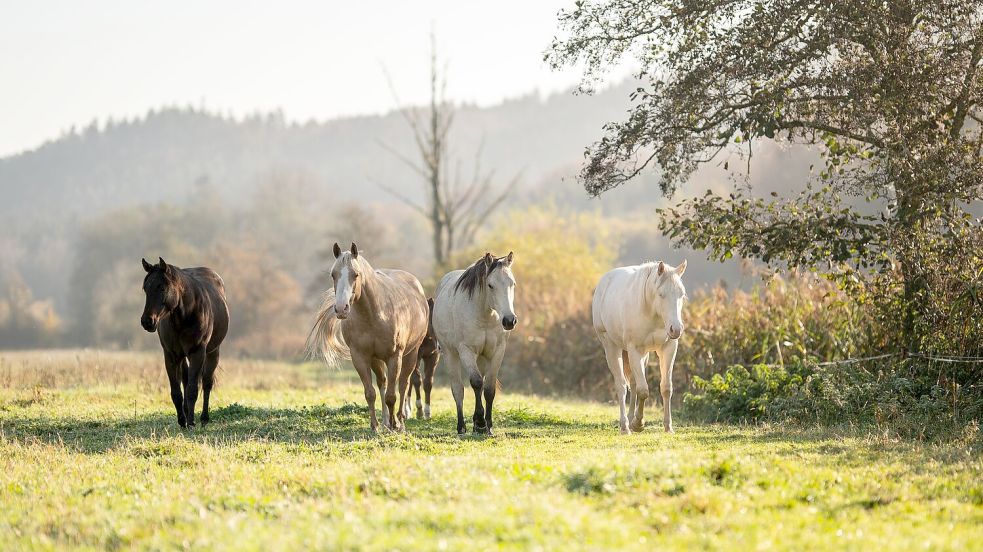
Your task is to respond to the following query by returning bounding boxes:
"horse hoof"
[619,426,631,435]
[629,421,644,432]
[415,409,423,420]
[200,415,210,426]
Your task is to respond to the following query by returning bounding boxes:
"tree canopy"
[549,0,983,351]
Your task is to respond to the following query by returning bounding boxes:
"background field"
[1,350,980,551]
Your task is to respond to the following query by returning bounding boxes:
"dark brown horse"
[141,257,229,428]
[403,298,441,420]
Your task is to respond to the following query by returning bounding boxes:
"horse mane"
[454,255,505,299]
[642,261,686,296]
[335,250,374,276]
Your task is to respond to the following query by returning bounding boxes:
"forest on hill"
[0,80,812,354]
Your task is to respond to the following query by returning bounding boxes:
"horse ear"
[427,297,435,309]
[333,243,342,258]
[676,259,687,276]
[350,242,359,258]
[504,251,514,266]
[142,258,153,273]
[158,257,172,275]
[657,261,665,276]
[483,252,494,266]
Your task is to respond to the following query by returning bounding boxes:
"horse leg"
[200,349,219,425]
[482,345,506,436]
[466,351,486,433]
[445,349,467,434]
[396,349,417,430]
[658,340,678,433]
[627,349,650,432]
[180,356,189,397]
[384,351,404,432]
[352,352,379,432]
[410,362,423,419]
[602,346,629,434]
[368,359,388,429]
[622,350,636,427]
[183,348,206,428]
[422,353,437,420]
[163,352,186,427]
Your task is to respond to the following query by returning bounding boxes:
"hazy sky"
[0,1,609,157]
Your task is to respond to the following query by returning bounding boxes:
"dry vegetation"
[0,349,337,393]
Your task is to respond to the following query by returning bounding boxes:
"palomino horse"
[140,257,230,428]
[402,298,440,420]
[307,243,429,432]
[432,252,517,435]
[592,260,687,433]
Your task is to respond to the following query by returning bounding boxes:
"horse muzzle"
[502,315,518,331]
[667,324,683,340]
[335,304,351,320]
[141,315,158,333]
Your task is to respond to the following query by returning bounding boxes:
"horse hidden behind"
[140,257,230,428]
[403,297,440,421]
[592,260,687,433]
[432,252,517,435]
[307,243,429,432]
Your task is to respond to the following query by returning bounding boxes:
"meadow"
[1,350,981,551]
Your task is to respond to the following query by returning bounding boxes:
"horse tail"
[305,288,350,367]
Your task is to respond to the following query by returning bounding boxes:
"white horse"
[592,260,687,433]
[432,252,517,435]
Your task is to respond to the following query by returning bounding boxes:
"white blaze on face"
[334,262,355,318]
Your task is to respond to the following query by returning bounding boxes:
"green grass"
[1,351,981,550]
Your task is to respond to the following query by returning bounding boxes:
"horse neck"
[635,265,663,321]
[350,259,382,317]
[172,270,199,322]
[465,286,496,322]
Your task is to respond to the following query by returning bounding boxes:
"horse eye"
[489,284,494,290]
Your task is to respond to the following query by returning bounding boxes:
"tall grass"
[678,270,864,385]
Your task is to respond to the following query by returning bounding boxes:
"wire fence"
[694,351,983,372]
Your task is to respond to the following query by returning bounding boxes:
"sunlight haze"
[0,1,586,157]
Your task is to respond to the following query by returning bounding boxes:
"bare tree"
[378,33,519,268]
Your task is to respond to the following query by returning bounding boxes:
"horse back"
[183,267,230,349]
[184,267,226,296]
[373,268,429,344]
[592,266,653,344]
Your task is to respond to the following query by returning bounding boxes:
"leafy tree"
[548,0,983,351]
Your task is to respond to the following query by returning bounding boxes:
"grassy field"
[1,350,981,550]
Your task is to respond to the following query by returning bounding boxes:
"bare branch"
[370,177,427,217]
